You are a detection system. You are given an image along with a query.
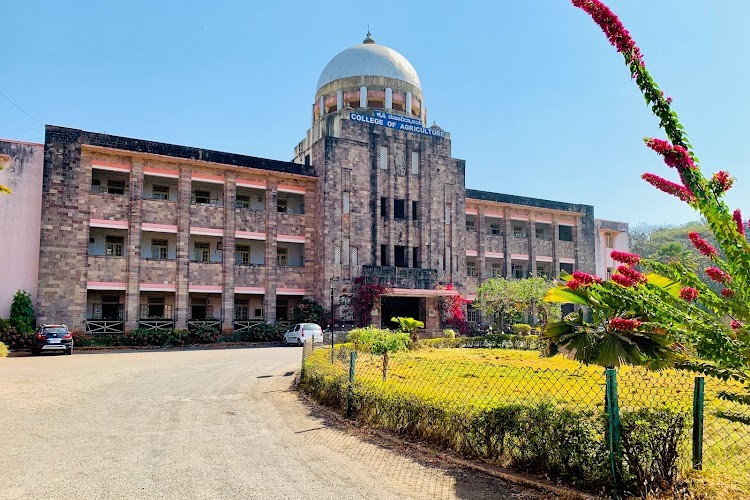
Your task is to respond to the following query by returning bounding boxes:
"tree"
[351,277,386,327]
[346,326,409,380]
[390,316,424,343]
[546,1,750,391]
[9,290,34,333]
[475,278,557,331]
[291,298,323,324]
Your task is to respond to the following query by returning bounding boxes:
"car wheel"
[297,338,303,346]
[30,348,39,356]
[66,348,73,355]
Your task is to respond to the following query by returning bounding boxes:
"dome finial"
[363,26,375,44]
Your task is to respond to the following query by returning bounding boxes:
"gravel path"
[1,347,545,499]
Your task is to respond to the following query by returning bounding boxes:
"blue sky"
[2,1,749,226]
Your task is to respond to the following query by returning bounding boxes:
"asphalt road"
[1,347,543,499]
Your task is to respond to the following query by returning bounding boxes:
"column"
[318,96,324,118]
[529,217,537,277]
[336,90,343,111]
[265,181,278,322]
[222,175,236,332]
[385,88,393,110]
[360,86,367,108]
[552,216,560,278]
[477,208,486,281]
[503,208,512,278]
[405,92,412,114]
[175,166,191,329]
[125,160,143,331]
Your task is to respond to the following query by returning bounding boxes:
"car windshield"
[42,327,68,335]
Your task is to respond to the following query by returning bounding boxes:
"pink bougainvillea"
[721,288,735,298]
[611,274,638,288]
[705,267,732,284]
[571,0,644,66]
[733,209,745,236]
[732,320,743,330]
[609,317,642,332]
[712,171,734,193]
[610,250,640,266]
[572,271,601,284]
[679,287,699,302]
[617,265,647,284]
[688,232,718,258]
[641,173,694,202]
[644,138,696,171]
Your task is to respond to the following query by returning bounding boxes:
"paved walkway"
[1,347,543,499]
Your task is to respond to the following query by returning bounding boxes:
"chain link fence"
[300,343,750,498]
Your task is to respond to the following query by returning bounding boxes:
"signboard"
[348,110,446,138]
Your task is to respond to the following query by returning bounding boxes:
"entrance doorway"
[380,296,424,329]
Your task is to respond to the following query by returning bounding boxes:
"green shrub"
[0,341,8,357]
[222,322,285,342]
[0,319,33,350]
[9,290,35,333]
[443,329,456,339]
[620,407,689,496]
[71,331,93,347]
[291,298,323,324]
[511,323,532,335]
[186,325,219,344]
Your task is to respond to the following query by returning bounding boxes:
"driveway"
[1,347,543,499]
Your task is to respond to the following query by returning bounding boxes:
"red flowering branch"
[705,267,732,284]
[733,209,745,236]
[611,250,640,266]
[609,317,642,332]
[680,287,699,302]
[641,173,694,203]
[688,232,718,258]
[711,171,734,194]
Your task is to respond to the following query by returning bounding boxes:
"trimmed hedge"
[219,322,286,342]
[301,355,690,496]
[419,334,541,351]
[109,326,218,347]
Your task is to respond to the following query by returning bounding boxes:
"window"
[193,190,211,204]
[537,265,549,279]
[276,297,289,321]
[342,238,350,265]
[380,197,388,218]
[378,146,388,170]
[559,225,573,242]
[492,263,503,278]
[235,299,249,320]
[605,232,614,248]
[606,267,613,279]
[444,205,451,224]
[410,151,419,175]
[350,247,358,267]
[394,199,405,220]
[151,239,168,260]
[445,246,452,271]
[194,242,210,262]
[343,192,350,214]
[489,224,502,236]
[334,247,341,267]
[535,226,547,240]
[380,244,388,266]
[342,169,352,191]
[107,180,126,195]
[513,263,525,279]
[466,305,479,323]
[91,178,101,193]
[467,261,477,277]
[152,185,169,200]
[105,236,124,257]
[466,220,476,232]
[560,263,574,275]
[513,223,526,238]
[235,245,250,264]
[394,246,407,268]
[412,201,418,221]
[236,194,251,209]
[143,297,170,318]
[254,308,263,318]
[277,197,288,213]
[412,247,420,268]
[277,247,288,266]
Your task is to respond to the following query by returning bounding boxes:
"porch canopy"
[381,288,460,298]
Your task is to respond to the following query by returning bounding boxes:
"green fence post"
[346,351,357,418]
[692,376,705,470]
[605,368,622,496]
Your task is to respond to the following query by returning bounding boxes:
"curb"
[296,388,601,500]
[8,342,287,356]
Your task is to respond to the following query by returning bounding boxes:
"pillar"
[385,88,393,110]
[125,160,143,331]
[336,90,343,111]
[175,166,192,329]
[222,175,236,332]
[265,181,278,322]
[360,86,367,108]
[405,92,412,115]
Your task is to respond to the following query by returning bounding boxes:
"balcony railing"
[232,319,265,334]
[187,319,221,332]
[85,320,124,335]
[138,318,176,331]
[361,265,438,290]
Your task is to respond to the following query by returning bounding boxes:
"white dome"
[317,42,421,91]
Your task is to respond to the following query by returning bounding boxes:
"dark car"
[32,324,73,355]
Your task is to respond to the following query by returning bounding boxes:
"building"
[0,33,626,332]
[594,219,630,280]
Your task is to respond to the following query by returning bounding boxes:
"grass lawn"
[306,346,750,496]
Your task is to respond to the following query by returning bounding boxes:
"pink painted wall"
[0,140,43,318]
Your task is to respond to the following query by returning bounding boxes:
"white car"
[283,323,323,346]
